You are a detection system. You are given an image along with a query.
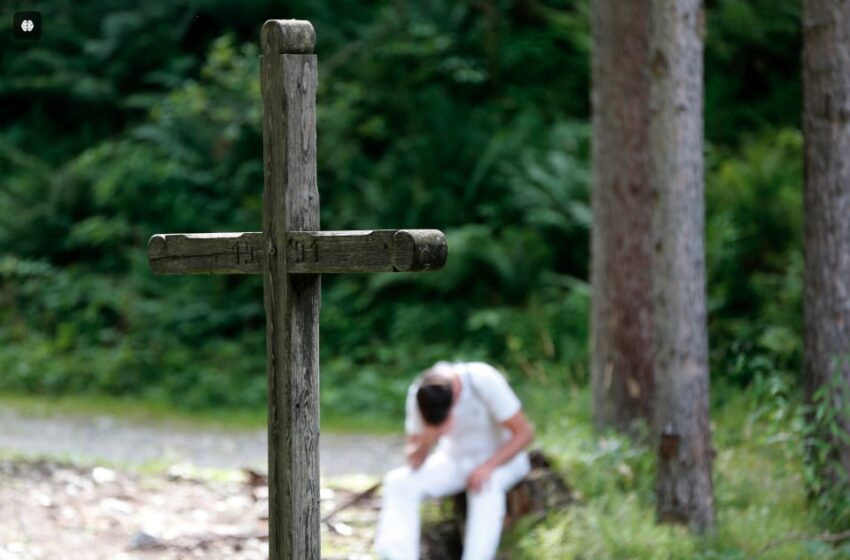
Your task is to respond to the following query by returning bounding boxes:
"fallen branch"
[755,529,850,558]
[321,482,382,525]
[172,531,269,550]
[130,530,270,552]
[238,467,381,535]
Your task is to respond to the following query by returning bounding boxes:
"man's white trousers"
[374,452,530,560]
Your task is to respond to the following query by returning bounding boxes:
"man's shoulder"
[461,362,522,421]
[463,362,508,384]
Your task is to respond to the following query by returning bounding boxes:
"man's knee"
[491,454,531,492]
[383,466,421,499]
[467,485,506,513]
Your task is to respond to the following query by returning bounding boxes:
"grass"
[0,390,399,434]
[505,379,850,560]
[0,391,266,431]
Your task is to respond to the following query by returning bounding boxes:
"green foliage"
[704,0,801,144]
[801,359,850,531]
[1,0,596,412]
[706,129,803,388]
[0,1,814,426]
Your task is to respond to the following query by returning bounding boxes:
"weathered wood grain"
[147,233,263,274]
[146,19,451,560]
[262,19,315,54]
[288,229,446,273]
[147,230,447,275]
[261,19,321,560]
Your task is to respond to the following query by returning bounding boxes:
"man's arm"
[467,410,534,492]
[405,419,452,469]
[405,433,435,469]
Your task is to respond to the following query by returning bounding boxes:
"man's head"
[416,363,455,427]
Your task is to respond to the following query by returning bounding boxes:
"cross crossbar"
[147,229,447,275]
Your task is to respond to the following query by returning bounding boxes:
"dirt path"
[0,406,406,559]
[0,458,382,559]
[0,407,403,477]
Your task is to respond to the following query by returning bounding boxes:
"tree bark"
[802,0,850,485]
[590,0,655,434]
[649,0,715,533]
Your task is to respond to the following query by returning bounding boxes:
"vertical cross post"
[261,20,320,559]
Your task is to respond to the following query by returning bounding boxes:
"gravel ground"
[0,459,382,560]
[0,407,404,476]
[0,406,406,559]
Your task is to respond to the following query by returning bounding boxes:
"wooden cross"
[146,19,447,559]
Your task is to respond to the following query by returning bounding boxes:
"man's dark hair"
[416,371,454,426]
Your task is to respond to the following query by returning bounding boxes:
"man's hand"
[466,410,534,492]
[405,441,430,469]
[467,463,493,493]
[405,418,452,470]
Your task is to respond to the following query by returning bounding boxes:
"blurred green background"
[0,0,802,419]
[6,1,846,557]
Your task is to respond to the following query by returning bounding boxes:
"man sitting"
[375,361,535,560]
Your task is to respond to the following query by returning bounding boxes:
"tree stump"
[420,450,572,560]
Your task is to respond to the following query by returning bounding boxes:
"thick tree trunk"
[590,0,655,434]
[802,0,850,484]
[649,0,715,533]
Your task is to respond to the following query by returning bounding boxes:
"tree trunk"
[802,0,850,486]
[649,0,715,533]
[590,0,655,434]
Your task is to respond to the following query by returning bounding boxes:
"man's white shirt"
[404,361,523,463]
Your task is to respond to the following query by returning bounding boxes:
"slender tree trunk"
[649,0,715,532]
[803,0,850,484]
[590,0,655,434]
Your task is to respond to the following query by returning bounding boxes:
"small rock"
[128,530,165,551]
[253,486,269,501]
[327,520,354,536]
[92,467,117,485]
[34,492,53,508]
[100,498,134,515]
[166,463,196,481]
